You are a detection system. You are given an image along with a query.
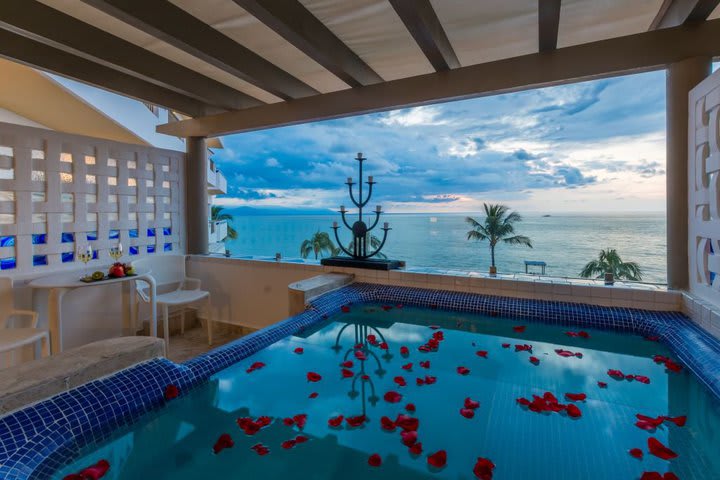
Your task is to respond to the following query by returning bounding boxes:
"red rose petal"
[476,350,488,358]
[515,344,532,352]
[361,374,370,380]
[420,360,430,369]
[367,334,378,345]
[429,325,440,329]
[400,346,410,356]
[663,415,687,427]
[246,362,266,373]
[402,363,413,371]
[281,439,297,449]
[565,404,582,418]
[457,366,470,375]
[164,384,179,400]
[345,415,366,428]
[382,305,393,311]
[665,359,683,373]
[65,460,110,480]
[309,392,318,398]
[368,453,382,467]
[405,403,416,412]
[340,361,354,368]
[213,433,234,454]
[608,369,625,379]
[629,448,644,459]
[644,335,660,342]
[416,378,425,386]
[394,376,407,387]
[328,415,344,428]
[516,397,531,406]
[294,347,304,354]
[648,437,678,460]
[295,435,308,444]
[409,442,423,456]
[341,305,350,313]
[513,326,526,333]
[427,450,447,469]
[597,381,608,388]
[633,375,651,384]
[395,414,419,432]
[250,443,270,456]
[384,391,403,403]
[379,342,389,350]
[341,368,354,378]
[464,397,480,409]
[564,393,587,402]
[529,356,540,364]
[641,474,679,480]
[501,343,510,348]
[380,416,396,431]
[282,417,294,426]
[307,372,322,382]
[401,430,418,446]
[473,457,495,480]
[354,350,367,361]
[460,408,475,419]
[424,375,437,385]
[293,414,307,429]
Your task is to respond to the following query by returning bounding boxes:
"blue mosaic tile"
[86,232,97,241]
[163,243,172,252]
[0,257,16,270]
[163,227,171,236]
[129,229,138,239]
[129,246,138,256]
[61,252,73,263]
[147,228,155,237]
[61,233,74,243]
[108,229,119,240]
[0,235,14,247]
[30,234,45,245]
[147,245,155,254]
[31,255,47,267]
[2,283,720,479]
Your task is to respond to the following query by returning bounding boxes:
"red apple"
[109,264,125,277]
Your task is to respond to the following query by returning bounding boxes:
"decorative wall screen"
[689,70,720,307]
[0,122,185,274]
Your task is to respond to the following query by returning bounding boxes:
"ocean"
[224,212,667,284]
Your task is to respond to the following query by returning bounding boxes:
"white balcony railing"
[207,160,227,195]
[208,220,228,243]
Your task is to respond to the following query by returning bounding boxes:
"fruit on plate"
[124,264,135,275]
[108,263,125,278]
[91,271,104,281]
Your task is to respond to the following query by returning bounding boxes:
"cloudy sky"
[214,69,667,214]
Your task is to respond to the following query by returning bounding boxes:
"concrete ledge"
[288,273,354,315]
[0,336,165,415]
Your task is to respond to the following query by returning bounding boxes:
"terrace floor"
[166,326,246,363]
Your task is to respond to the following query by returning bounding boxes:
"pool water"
[56,304,720,479]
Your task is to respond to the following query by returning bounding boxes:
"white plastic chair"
[131,255,212,350]
[0,277,49,366]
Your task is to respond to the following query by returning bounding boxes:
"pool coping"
[1,282,719,479]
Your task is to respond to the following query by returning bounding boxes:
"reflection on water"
[56,305,719,479]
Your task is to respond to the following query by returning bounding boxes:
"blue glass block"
[32,234,47,245]
[164,243,172,252]
[0,257,16,270]
[0,235,15,247]
[129,246,139,256]
[61,232,74,243]
[109,229,119,240]
[61,252,74,263]
[163,227,171,236]
[32,255,47,266]
[129,229,138,238]
[147,228,156,237]
[86,231,97,241]
[92,250,98,260]
[147,245,155,253]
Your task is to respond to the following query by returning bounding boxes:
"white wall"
[0,109,46,129]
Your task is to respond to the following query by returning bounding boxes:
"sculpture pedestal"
[320,257,403,271]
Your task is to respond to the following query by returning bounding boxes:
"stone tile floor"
[166,326,245,363]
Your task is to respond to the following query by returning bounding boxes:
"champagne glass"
[77,244,93,279]
[109,242,123,263]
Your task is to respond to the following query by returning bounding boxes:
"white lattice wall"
[689,70,720,307]
[0,122,185,275]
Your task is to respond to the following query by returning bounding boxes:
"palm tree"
[466,203,532,271]
[211,205,237,240]
[300,231,337,260]
[579,248,643,281]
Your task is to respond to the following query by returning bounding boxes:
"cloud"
[265,157,279,167]
[379,106,448,127]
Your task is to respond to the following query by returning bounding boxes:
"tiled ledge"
[192,255,681,312]
[682,292,720,339]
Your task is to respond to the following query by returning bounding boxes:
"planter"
[604,272,614,285]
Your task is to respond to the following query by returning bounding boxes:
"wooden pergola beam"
[81,0,318,100]
[538,0,562,52]
[0,0,261,111]
[649,0,720,29]
[388,0,460,71]
[232,0,382,88]
[157,19,720,138]
[0,29,216,118]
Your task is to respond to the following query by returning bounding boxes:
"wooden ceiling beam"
[157,19,720,138]
[538,0,562,52]
[232,0,382,88]
[388,0,460,71]
[0,0,261,111]
[649,0,720,29]
[81,0,318,100]
[0,29,216,118]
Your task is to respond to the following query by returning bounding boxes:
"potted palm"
[579,249,643,285]
[466,203,533,276]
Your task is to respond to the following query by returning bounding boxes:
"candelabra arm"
[332,227,354,257]
[340,210,353,230]
[347,183,361,208]
[367,210,381,231]
[359,182,374,208]
[363,227,389,259]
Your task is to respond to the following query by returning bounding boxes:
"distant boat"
[542,214,551,217]
[429,217,437,223]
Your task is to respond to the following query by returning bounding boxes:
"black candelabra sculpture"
[321,152,401,270]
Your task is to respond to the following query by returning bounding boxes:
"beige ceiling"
[28,0,698,115]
